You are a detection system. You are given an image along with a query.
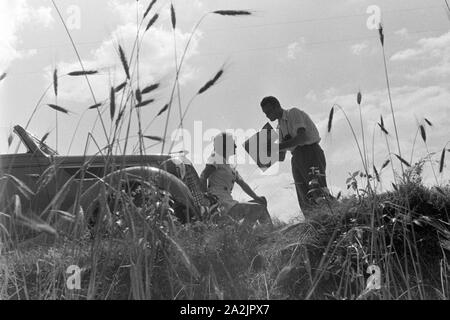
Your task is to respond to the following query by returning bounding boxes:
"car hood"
[51,154,173,169]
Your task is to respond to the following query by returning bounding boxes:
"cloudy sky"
[1,0,449,221]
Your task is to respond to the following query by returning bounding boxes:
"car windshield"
[26,130,58,156]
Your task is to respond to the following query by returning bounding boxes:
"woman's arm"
[236,178,266,205]
[199,165,216,192]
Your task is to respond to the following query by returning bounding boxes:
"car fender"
[60,166,199,234]
[81,165,198,212]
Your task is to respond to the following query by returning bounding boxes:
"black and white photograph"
[0,0,450,305]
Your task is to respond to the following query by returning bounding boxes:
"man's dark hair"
[260,96,281,108]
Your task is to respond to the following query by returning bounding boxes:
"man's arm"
[199,165,216,192]
[279,127,306,151]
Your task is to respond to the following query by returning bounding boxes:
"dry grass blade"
[47,104,70,114]
[440,148,446,173]
[68,70,98,76]
[13,194,22,217]
[378,122,389,135]
[136,99,155,108]
[141,83,160,95]
[2,174,35,200]
[16,213,58,236]
[53,69,58,97]
[445,0,450,21]
[419,125,427,143]
[116,109,125,126]
[89,103,103,110]
[143,135,164,142]
[273,265,293,288]
[50,210,75,222]
[395,154,411,167]
[157,104,169,116]
[0,72,6,82]
[115,81,127,93]
[119,45,131,80]
[170,3,176,30]
[110,87,116,120]
[392,183,398,192]
[143,0,157,19]
[158,229,199,279]
[212,10,252,16]
[41,175,76,215]
[36,165,57,192]
[327,107,334,133]
[373,165,380,182]
[198,69,224,95]
[145,13,159,32]
[435,187,446,196]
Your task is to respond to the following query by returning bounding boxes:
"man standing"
[260,96,328,215]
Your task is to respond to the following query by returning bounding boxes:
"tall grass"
[1,2,449,301]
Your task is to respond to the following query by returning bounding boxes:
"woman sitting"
[200,133,273,228]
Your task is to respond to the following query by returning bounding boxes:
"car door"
[0,152,51,215]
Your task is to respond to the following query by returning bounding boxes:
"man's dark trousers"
[291,143,327,210]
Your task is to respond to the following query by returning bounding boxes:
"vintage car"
[0,125,214,233]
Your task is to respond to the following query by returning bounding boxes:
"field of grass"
[1,175,449,300]
[1,1,450,300]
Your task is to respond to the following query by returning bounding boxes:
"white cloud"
[305,90,317,102]
[350,41,369,56]
[390,48,420,61]
[50,8,202,104]
[391,31,450,62]
[390,31,450,80]
[287,38,306,60]
[320,84,450,189]
[395,28,409,38]
[110,0,204,29]
[0,0,54,71]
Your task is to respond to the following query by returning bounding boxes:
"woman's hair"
[213,132,236,158]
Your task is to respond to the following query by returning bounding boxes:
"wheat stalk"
[141,83,160,95]
[119,45,131,80]
[198,69,224,95]
[115,81,127,93]
[110,87,116,120]
[213,10,252,16]
[68,70,98,76]
[440,147,447,173]
[378,23,404,175]
[51,0,109,144]
[143,0,157,19]
[135,99,155,108]
[170,3,176,30]
[145,13,159,32]
[161,9,252,153]
[47,104,70,114]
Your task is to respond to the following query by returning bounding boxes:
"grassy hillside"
[1,173,449,300]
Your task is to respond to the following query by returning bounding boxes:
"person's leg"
[313,144,327,188]
[291,149,311,214]
[228,202,273,228]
